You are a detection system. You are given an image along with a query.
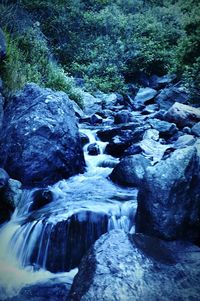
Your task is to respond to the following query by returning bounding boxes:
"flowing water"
[0,126,138,300]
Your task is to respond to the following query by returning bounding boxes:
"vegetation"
[0,0,199,101]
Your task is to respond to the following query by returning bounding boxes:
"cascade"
[0,126,138,300]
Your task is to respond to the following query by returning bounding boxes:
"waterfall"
[0,126,138,300]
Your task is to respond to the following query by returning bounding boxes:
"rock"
[182,126,191,134]
[70,99,84,118]
[82,92,102,115]
[136,146,200,242]
[155,86,189,110]
[148,118,178,138]
[90,114,103,125]
[105,127,148,157]
[164,102,200,128]
[7,277,73,301]
[123,144,142,156]
[97,127,122,142]
[192,122,200,137]
[110,154,151,187]
[149,74,176,89]
[0,93,4,129]
[29,189,53,212]
[173,134,196,149]
[0,84,85,186]
[69,230,200,301]
[114,110,131,124]
[0,168,9,189]
[80,132,90,146]
[2,178,22,209]
[0,28,6,60]
[133,88,157,110]
[141,104,159,115]
[94,92,118,110]
[143,128,159,141]
[87,143,100,156]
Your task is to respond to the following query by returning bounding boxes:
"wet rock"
[7,278,72,301]
[0,84,85,186]
[80,132,89,146]
[182,126,191,134]
[192,122,200,137]
[82,92,102,115]
[69,230,200,301]
[173,134,196,149]
[155,86,188,110]
[110,154,150,187]
[114,110,131,124]
[97,127,122,142]
[29,189,53,212]
[141,104,159,115]
[90,114,103,125]
[148,118,178,138]
[95,92,118,110]
[136,146,200,242]
[123,144,142,156]
[87,143,100,156]
[132,87,157,110]
[2,178,23,209]
[105,127,147,157]
[164,102,200,128]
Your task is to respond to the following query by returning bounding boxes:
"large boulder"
[0,84,85,186]
[132,87,157,110]
[82,92,102,115]
[110,154,151,187]
[164,102,200,128]
[155,86,188,110]
[69,230,200,301]
[136,146,200,242]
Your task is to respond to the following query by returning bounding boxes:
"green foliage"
[0,26,82,105]
[1,0,200,99]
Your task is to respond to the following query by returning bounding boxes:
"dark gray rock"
[69,230,200,301]
[87,143,100,156]
[0,84,85,186]
[110,154,150,187]
[0,28,6,60]
[164,102,200,128]
[90,114,103,125]
[182,126,191,134]
[97,127,122,142]
[80,132,89,146]
[29,189,53,212]
[192,122,200,137]
[105,126,148,157]
[155,86,188,110]
[6,277,72,301]
[114,110,131,124]
[136,146,200,242]
[148,118,178,138]
[133,88,157,110]
[123,144,142,156]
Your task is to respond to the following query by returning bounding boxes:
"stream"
[0,125,138,300]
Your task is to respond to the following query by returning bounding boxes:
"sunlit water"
[0,127,138,300]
